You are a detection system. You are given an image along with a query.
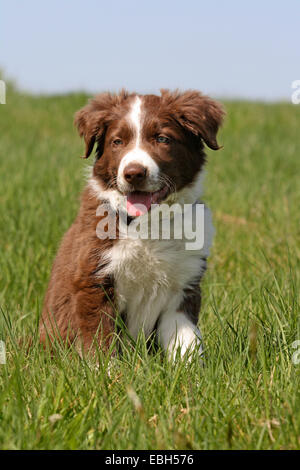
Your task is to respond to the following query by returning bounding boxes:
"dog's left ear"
[161,89,225,150]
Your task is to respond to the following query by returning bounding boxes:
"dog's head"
[75,89,224,215]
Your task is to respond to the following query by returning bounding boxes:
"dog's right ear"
[74,90,132,159]
[74,104,107,159]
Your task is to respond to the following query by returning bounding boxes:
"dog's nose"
[124,163,147,186]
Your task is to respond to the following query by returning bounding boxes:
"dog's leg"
[157,310,203,360]
[74,278,117,355]
[157,280,204,360]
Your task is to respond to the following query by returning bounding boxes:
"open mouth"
[125,186,169,217]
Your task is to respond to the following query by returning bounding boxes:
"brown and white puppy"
[40,89,224,359]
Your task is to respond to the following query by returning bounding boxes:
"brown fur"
[40,188,117,352]
[40,89,224,353]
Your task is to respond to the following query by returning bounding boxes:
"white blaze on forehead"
[117,95,160,190]
[129,95,142,146]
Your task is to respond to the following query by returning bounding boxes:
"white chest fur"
[102,205,214,339]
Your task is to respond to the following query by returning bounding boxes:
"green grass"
[0,82,299,450]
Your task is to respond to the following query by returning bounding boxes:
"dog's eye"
[156,135,170,144]
[113,138,123,146]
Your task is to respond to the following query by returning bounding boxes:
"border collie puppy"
[40,89,224,359]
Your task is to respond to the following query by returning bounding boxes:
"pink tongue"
[126,192,152,217]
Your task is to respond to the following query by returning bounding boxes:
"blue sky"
[1,0,299,100]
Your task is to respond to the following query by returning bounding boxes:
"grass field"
[0,80,299,450]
